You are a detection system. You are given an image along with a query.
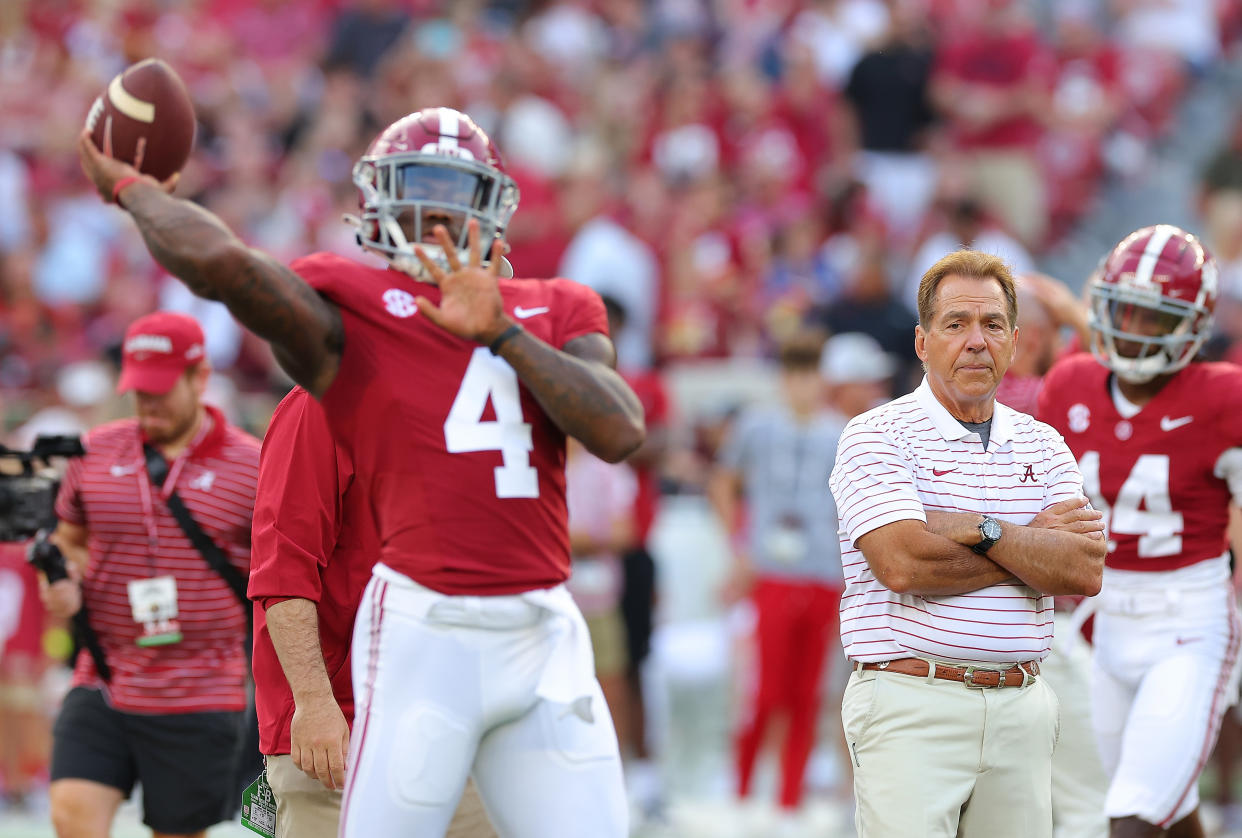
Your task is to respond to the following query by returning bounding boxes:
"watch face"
[982,518,1002,540]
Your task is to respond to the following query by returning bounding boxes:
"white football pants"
[339,566,629,838]
[1092,574,1242,827]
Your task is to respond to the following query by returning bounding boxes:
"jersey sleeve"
[289,252,342,296]
[829,419,926,546]
[247,389,347,606]
[1211,365,1242,504]
[1213,365,1242,449]
[551,279,609,348]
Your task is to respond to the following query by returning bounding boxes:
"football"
[86,58,196,182]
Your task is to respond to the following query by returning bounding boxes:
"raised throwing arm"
[78,131,343,396]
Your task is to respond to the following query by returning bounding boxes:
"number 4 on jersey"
[444,348,539,498]
[1078,451,1183,558]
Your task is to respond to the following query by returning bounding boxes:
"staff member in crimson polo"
[250,387,496,838]
[828,249,1105,837]
[39,311,260,838]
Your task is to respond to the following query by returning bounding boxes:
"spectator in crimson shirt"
[930,0,1055,248]
[249,387,496,838]
[39,311,260,838]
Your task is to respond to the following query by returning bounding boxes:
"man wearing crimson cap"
[37,311,262,838]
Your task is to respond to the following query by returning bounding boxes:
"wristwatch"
[972,515,1003,556]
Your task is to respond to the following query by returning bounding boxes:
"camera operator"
[38,312,261,838]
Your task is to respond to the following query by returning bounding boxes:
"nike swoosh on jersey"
[1160,415,1194,432]
[932,468,957,477]
[513,306,550,319]
[110,464,140,477]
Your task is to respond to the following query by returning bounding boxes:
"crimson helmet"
[1087,224,1218,383]
[350,107,519,278]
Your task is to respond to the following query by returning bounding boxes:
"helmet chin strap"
[343,213,514,279]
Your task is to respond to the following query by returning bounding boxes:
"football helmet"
[349,107,519,279]
[1088,224,1218,383]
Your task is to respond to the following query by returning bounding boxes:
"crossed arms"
[855,498,1105,597]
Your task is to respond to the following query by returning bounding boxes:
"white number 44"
[1078,451,1183,558]
[443,348,539,498]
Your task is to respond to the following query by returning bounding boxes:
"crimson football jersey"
[1038,353,1242,572]
[291,252,609,595]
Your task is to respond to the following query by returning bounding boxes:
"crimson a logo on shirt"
[382,288,418,318]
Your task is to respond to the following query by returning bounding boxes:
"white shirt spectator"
[559,216,659,369]
[159,281,244,371]
[789,0,890,88]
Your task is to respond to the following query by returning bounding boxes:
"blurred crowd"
[8,0,1242,832]
[4,0,1241,431]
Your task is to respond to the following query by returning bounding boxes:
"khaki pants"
[842,665,1060,837]
[967,150,1047,248]
[266,754,497,838]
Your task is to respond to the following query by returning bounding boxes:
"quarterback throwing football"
[78,108,645,838]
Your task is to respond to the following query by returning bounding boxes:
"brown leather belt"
[857,657,1040,689]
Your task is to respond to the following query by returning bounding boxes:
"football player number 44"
[1078,451,1183,558]
[444,348,539,498]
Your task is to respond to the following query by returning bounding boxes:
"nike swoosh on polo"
[1175,636,1203,645]
[514,305,550,319]
[110,464,140,477]
[932,468,957,477]
[1160,415,1194,432]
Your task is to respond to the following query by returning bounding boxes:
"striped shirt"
[717,405,846,583]
[55,405,260,713]
[829,378,1086,664]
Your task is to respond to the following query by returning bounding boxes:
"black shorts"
[51,686,243,834]
[620,546,657,667]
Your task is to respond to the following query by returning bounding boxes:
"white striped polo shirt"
[55,405,260,713]
[829,378,1086,664]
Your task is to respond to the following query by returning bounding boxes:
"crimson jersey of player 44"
[292,252,610,596]
[1039,354,1242,573]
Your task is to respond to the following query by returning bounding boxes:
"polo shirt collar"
[914,376,1015,448]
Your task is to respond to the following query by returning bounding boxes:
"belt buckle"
[961,665,1005,689]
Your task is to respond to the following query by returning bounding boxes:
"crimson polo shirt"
[248,388,378,755]
[55,405,260,713]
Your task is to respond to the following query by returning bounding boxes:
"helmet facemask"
[1088,282,1213,383]
[350,152,519,281]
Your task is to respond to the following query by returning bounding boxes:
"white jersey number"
[444,348,539,498]
[1078,451,1183,558]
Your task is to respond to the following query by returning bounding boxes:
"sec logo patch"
[383,288,418,318]
[1068,403,1090,433]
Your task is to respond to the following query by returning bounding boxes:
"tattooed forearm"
[121,183,343,395]
[497,331,645,462]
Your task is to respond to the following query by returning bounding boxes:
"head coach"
[828,249,1106,837]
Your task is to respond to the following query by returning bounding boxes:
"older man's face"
[915,274,1016,417]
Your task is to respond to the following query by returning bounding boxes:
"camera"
[0,435,84,542]
[0,435,85,581]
